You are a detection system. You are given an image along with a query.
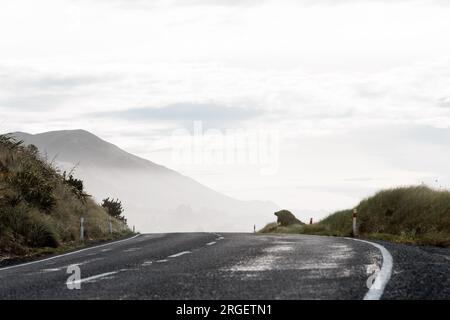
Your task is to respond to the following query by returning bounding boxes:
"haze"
[2,0,450,222]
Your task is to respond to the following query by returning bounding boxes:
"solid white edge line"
[345,237,393,300]
[168,251,191,258]
[0,234,141,272]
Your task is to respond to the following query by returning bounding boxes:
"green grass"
[0,134,133,260]
[259,186,450,247]
[259,222,305,234]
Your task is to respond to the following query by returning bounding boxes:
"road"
[0,233,449,299]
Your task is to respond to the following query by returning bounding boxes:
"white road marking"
[168,251,191,258]
[69,257,104,268]
[85,253,99,256]
[346,238,393,300]
[206,242,216,246]
[29,258,101,276]
[70,271,118,285]
[156,259,168,263]
[142,261,153,266]
[216,237,224,240]
[0,234,141,272]
[123,247,141,253]
[42,268,61,272]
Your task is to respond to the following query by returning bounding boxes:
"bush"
[63,171,84,193]
[0,134,131,257]
[102,197,127,223]
[25,216,59,248]
[8,163,56,212]
[274,210,304,226]
[62,171,89,203]
[0,206,59,250]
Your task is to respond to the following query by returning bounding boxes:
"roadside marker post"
[80,217,85,241]
[352,209,359,237]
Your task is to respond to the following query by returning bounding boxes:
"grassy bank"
[0,134,133,261]
[260,186,450,247]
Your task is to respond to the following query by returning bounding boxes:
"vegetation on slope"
[0,134,132,260]
[260,186,450,247]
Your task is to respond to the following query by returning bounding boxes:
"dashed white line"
[156,259,168,263]
[70,271,118,285]
[206,242,216,246]
[123,247,141,253]
[69,257,104,268]
[168,251,191,258]
[0,234,141,272]
[42,268,61,272]
[346,237,393,300]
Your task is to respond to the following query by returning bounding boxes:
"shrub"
[0,206,59,250]
[0,133,131,257]
[8,163,56,212]
[62,171,89,203]
[102,197,127,223]
[63,171,84,193]
[274,210,304,226]
[25,215,59,248]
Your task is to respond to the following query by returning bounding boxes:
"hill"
[260,186,450,247]
[0,134,131,260]
[12,130,279,232]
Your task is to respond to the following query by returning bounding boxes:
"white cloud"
[2,0,450,217]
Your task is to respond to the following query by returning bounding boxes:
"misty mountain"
[13,130,278,232]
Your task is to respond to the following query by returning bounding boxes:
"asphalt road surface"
[0,233,449,299]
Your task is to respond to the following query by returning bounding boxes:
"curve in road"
[0,233,448,300]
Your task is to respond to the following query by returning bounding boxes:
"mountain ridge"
[12,129,279,232]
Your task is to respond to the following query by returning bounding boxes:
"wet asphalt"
[0,233,448,300]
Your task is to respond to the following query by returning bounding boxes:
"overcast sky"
[1,0,450,220]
